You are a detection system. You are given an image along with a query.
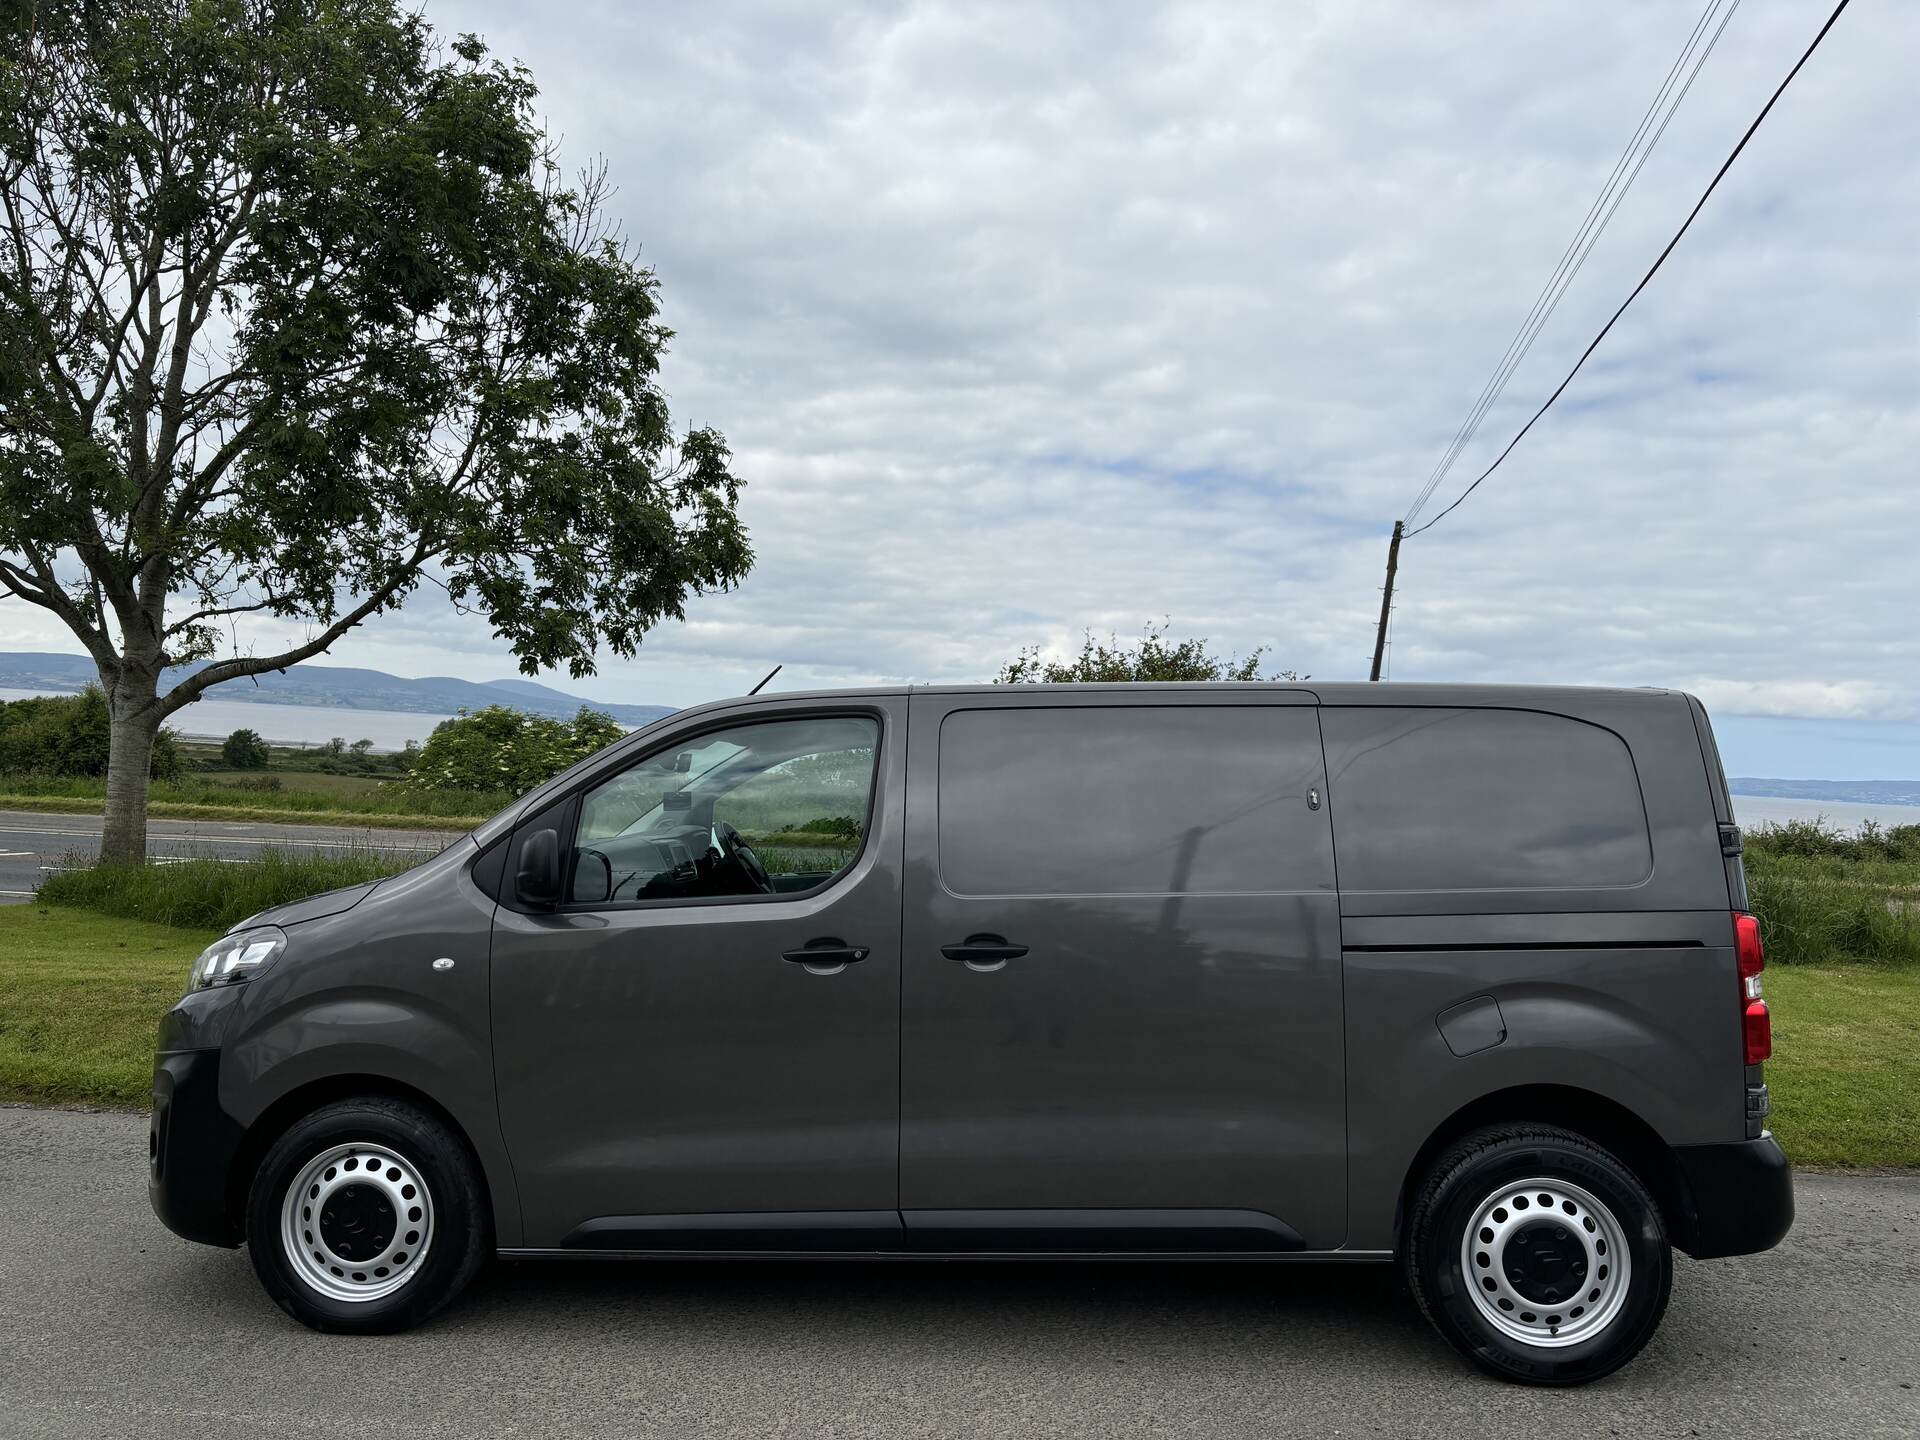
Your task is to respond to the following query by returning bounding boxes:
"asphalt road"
[0,808,462,901]
[0,1109,1914,1438]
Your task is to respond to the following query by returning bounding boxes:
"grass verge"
[0,792,481,830]
[0,771,505,827]
[0,905,220,1107]
[1765,965,1920,1169]
[38,849,419,930]
[4,899,1916,1171]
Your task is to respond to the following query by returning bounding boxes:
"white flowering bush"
[402,705,626,795]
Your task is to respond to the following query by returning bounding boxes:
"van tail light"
[1735,911,1771,1064]
[1744,999,1773,1066]
[1735,912,1764,982]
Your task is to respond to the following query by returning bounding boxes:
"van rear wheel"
[246,1096,490,1334]
[1405,1125,1671,1385]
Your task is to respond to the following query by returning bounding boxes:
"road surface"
[0,808,463,901]
[0,1107,1914,1438]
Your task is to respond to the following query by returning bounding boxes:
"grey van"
[150,682,1790,1385]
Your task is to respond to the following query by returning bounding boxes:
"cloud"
[1689,679,1905,723]
[5,0,1914,738]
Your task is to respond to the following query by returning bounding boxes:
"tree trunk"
[100,680,161,867]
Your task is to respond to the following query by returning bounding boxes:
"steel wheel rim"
[279,1142,434,1303]
[1459,1176,1631,1348]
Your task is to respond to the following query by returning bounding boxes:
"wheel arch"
[1394,1084,1693,1254]
[226,1074,504,1248]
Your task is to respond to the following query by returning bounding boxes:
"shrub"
[1852,820,1920,863]
[402,705,625,794]
[997,619,1304,684]
[1745,817,1920,864]
[0,686,181,781]
[221,728,271,768]
[797,815,862,839]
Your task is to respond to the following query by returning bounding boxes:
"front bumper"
[1673,1132,1794,1259]
[149,1046,245,1248]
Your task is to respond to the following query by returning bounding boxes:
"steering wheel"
[713,821,773,894]
[576,846,616,902]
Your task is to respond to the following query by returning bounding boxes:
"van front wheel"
[245,1096,490,1333]
[1405,1125,1672,1385]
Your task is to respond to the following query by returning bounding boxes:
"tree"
[0,3,751,862]
[221,727,269,769]
[405,704,624,794]
[996,621,1307,684]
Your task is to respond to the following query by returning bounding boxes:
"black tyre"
[1404,1124,1672,1386]
[246,1096,490,1334]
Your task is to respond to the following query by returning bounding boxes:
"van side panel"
[1322,693,1742,1252]
[899,690,1350,1249]
[1339,917,1742,1251]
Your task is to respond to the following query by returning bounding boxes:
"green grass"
[191,770,387,799]
[38,849,419,930]
[0,792,484,828]
[1766,965,1920,1168]
[0,905,220,1107]
[745,833,856,876]
[0,770,501,829]
[1745,850,1920,967]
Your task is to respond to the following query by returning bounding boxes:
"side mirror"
[515,828,563,908]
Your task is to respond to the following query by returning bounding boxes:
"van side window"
[569,715,878,905]
[1321,707,1652,893]
[937,706,1333,897]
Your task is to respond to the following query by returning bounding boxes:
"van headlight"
[188,926,288,990]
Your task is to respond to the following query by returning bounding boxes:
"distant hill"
[1729,777,1920,808]
[0,652,674,727]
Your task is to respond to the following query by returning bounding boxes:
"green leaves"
[1,0,751,697]
[220,728,270,769]
[402,704,625,794]
[0,688,182,781]
[995,621,1304,684]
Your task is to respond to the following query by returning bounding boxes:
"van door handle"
[782,939,870,966]
[941,934,1029,964]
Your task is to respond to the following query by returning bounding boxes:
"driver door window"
[569,715,879,906]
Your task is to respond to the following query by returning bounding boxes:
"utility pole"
[1368,520,1404,683]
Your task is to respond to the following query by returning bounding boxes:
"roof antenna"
[747,664,782,696]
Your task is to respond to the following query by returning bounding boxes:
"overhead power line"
[1405,0,1853,539]
[1403,0,1741,530]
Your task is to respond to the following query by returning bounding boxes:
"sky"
[3,0,1915,778]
